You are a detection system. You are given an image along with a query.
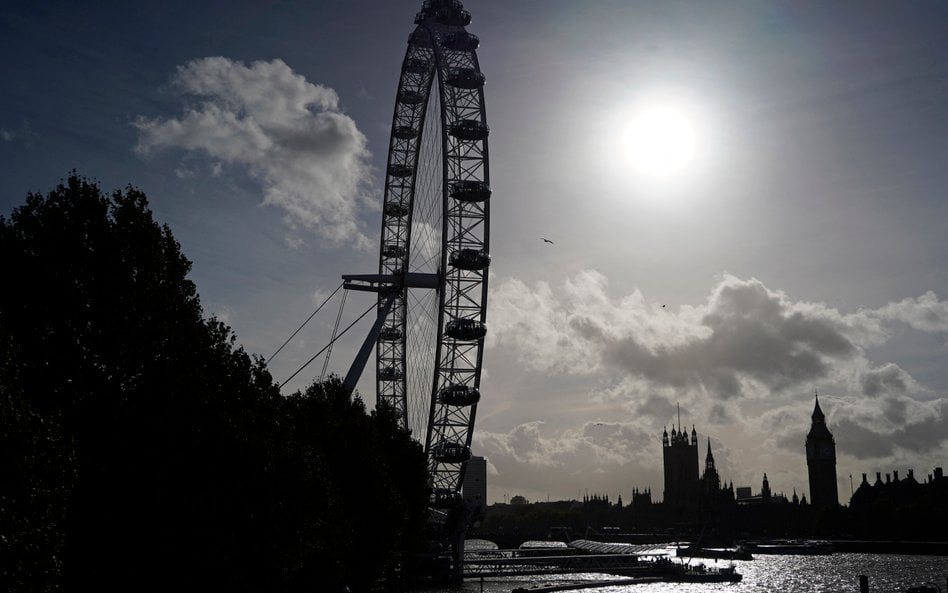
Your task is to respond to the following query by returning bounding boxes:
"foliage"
[0,174,428,592]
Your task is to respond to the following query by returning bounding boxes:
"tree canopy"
[0,174,428,592]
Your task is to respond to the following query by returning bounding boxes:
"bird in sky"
[542,237,554,244]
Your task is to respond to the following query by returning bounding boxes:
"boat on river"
[676,544,753,561]
[743,539,833,555]
[606,557,742,583]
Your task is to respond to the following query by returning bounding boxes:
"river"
[426,552,948,593]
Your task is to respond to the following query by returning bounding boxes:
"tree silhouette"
[1,174,428,592]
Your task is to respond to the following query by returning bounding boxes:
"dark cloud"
[891,399,948,453]
[860,363,911,398]
[835,418,897,459]
[708,403,735,425]
[633,393,677,423]
[601,277,857,397]
[834,398,948,458]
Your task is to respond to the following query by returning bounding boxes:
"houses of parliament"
[475,395,947,543]
[659,393,946,523]
[660,395,844,510]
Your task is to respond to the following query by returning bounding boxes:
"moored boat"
[676,545,753,561]
[743,539,833,555]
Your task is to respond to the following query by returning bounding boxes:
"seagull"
[662,304,666,308]
[541,237,554,244]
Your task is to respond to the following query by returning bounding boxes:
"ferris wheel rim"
[375,5,490,501]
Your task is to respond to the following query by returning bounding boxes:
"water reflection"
[435,553,948,593]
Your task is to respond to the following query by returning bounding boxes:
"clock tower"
[805,392,838,508]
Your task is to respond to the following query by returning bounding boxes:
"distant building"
[662,417,699,507]
[848,466,947,539]
[805,393,839,508]
[735,473,788,505]
[850,466,945,508]
[631,487,653,508]
[701,438,721,491]
[582,492,611,509]
[463,455,487,517]
[699,438,735,508]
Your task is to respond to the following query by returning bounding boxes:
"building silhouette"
[805,393,838,508]
[662,417,698,507]
[701,438,721,492]
[463,455,487,519]
[661,412,735,511]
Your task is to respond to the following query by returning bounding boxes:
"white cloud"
[134,57,375,249]
[877,291,948,333]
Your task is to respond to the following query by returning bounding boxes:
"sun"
[621,106,696,177]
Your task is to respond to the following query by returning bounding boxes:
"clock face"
[820,443,833,458]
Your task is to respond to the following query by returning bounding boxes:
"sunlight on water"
[436,554,948,593]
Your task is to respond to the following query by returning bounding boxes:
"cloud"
[478,272,948,499]
[490,273,891,400]
[877,291,948,333]
[1,121,38,146]
[860,362,915,398]
[473,419,663,498]
[134,57,375,248]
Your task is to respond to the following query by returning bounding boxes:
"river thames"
[431,552,948,593]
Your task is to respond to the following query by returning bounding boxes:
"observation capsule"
[379,326,403,342]
[382,244,406,259]
[379,366,403,381]
[444,31,479,51]
[431,488,464,508]
[384,202,410,218]
[450,248,491,271]
[422,0,464,10]
[449,119,489,141]
[439,384,481,406]
[388,164,413,178]
[446,67,485,90]
[450,180,491,202]
[409,30,433,47]
[403,58,431,75]
[445,318,487,341]
[394,125,419,140]
[432,440,472,464]
[435,6,472,27]
[398,90,426,105]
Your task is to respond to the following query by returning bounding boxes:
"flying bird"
[541,237,554,244]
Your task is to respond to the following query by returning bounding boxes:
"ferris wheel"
[343,0,490,509]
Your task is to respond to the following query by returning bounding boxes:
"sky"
[3,1,948,506]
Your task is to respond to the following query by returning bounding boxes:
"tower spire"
[812,390,825,422]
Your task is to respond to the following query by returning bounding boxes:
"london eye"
[343,0,490,510]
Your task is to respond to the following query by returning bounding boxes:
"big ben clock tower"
[805,392,839,508]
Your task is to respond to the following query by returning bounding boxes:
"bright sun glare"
[622,106,696,177]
